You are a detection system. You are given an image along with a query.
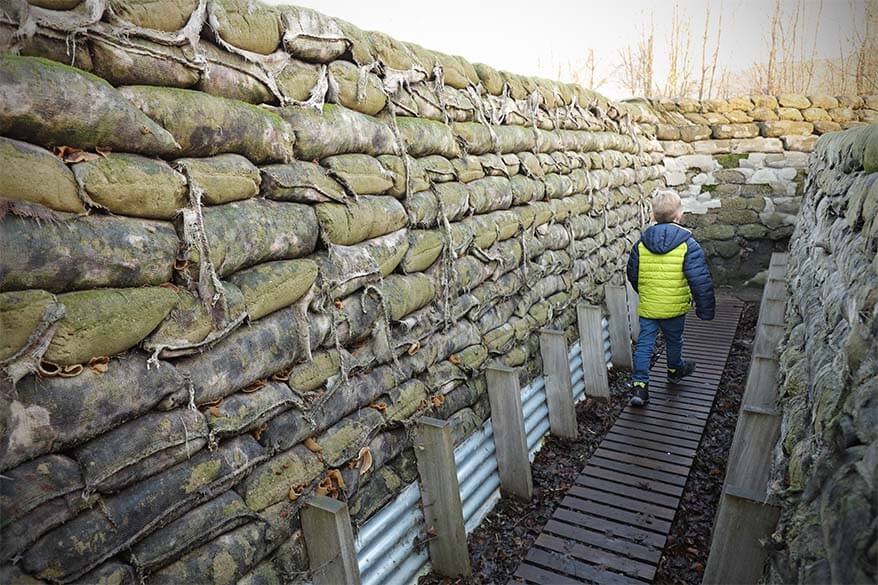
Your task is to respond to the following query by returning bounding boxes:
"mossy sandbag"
[285,349,341,394]
[74,408,209,493]
[329,60,386,116]
[0,289,63,364]
[0,214,178,293]
[280,103,398,160]
[206,381,297,438]
[275,57,321,102]
[397,116,460,158]
[467,176,513,214]
[260,160,347,204]
[106,0,200,32]
[400,229,444,273]
[120,85,295,164]
[0,352,186,471]
[72,153,188,219]
[236,444,323,511]
[43,287,178,366]
[315,228,409,300]
[89,36,200,89]
[367,274,436,321]
[128,490,255,575]
[377,155,430,197]
[195,40,276,105]
[22,436,266,583]
[0,56,179,155]
[207,0,282,55]
[229,258,317,320]
[0,137,84,213]
[315,195,406,246]
[282,5,351,63]
[175,154,261,205]
[185,199,318,278]
[142,284,246,359]
[317,407,384,467]
[322,153,395,195]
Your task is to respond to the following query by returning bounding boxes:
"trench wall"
[767,126,877,584]
[636,95,878,284]
[0,1,662,583]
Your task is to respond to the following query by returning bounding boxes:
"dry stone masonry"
[767,126,877,585]
[0,1,661,583]
[640,95,878,284]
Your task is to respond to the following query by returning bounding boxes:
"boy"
[625,190,715,406]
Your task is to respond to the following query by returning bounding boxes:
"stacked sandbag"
[0,2,664,583]
[637,94,878,285]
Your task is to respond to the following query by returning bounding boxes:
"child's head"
[651,190,684,223]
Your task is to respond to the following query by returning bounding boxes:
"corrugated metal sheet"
[354,318,614,584]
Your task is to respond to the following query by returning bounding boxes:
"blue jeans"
[632,315,686,383]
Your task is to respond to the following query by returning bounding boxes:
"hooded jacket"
[626,222,715,320]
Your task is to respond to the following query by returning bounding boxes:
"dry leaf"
[431,395,445,407]
[304,437,322,453]
[407,341,421,355]
[355,447,373,476]
[448,353,460,365]
[334,299,344,309]
[327,469,346,489]
[54,145,102,163]
[88,356,110,374]
[58,364,84,378]
[95,146,112,157]
[159,282,181,293]
[208,406,221,417]
[288,483,305,501]
[242,378,267,393]
[369,402,387,413]
[272,366,293,382]
[252,422,268,441]
[37,361,61,377]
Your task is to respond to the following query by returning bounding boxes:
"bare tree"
[618,14,655,97]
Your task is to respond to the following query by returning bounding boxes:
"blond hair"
[652,190,683,223]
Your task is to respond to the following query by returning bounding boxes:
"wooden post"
[301,496,361,585]
[605,285,633,369]
[576,303,610,398]
[626,281,640,341]
[539,329,578,440]
[486,366,533,501]
[412,417,471,577]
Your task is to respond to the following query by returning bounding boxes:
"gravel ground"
[419,299,757,585]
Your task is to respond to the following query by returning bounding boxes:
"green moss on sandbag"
[0,290,62,362]
[322,153,395,195]
[72,153,187,219]
[0,137,84,213]
[329,60,386,116]
[108,0,200,32]
[45,287,178,365]
[175,154,261,205]
[207,0,282,55]
[0,55,178,155]
[120,85,295,163]
[401,230,444,273]
[315,195,406,245]
[229,258,318,320]
[237,445,323,511]
[281,103,398,160]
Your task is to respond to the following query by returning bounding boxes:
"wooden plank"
[741,356,780,408]
[599,438,695,467]
[592,447,691,476]
[301,496,361,585]
[644,396,713,415]
[585,456,688,489]
[637,403,709,422]
[723,411,780,498]
[486,366,533,501]
[581,463,685,496]
[574,475,679,509]
[524,548,648,585]
[516,560,582,585]
[552,508,666,548]
[606,284,633,369]
[611,419,703,443]
[560,495,672,534]
[537,533,656,581]
[702,494,780,585]
[540,329,578,440]
[577,303,610,398]
[617,412,704,435]
[412,417,471,577]
[567,485,677,521]
[605,429,699,454]
[543,519,663,564]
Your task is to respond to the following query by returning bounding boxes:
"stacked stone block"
[640,95,877,284]
[767,126,877,584]
[0,1,661,583]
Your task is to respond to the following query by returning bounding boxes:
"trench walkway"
[512,298,744,585]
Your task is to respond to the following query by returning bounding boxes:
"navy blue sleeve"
[683,238,715,320]
[626,241,640,292]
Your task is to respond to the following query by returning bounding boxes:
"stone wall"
[767,126,877,584]
[0,1,661,583]
[637,95,878,284]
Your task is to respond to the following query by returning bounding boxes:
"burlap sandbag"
[0,56,179,155]
[106,0,200,32]
[0,214,178,293]
[259,160,345,206]
[195,40,275,105]
[74,408,209,493]
[0,454,87,562]
[275,57,321,102]
[366,29,421,71]
[332,18,374,66]
[0,290,62,368]
[72,153,187,219]
[228,258,318,320]
[184,199,318,279]
[433,181,471,220]
[236,444,323,511]
[120,85,295,163]
[400,229,444,273]
[281,5,351,63]
[280,103,398,160]
[467,176,513,214]
[322,153,395,196]
[0,352,186,471]
[0,21,93,70]
[43,287,178,365]
[315,228,409,300]
[175,154,260,205]
[419,154,456,182]
[397,116,460,158]
[378,154,430,197]
[315,195,406,246]
[22,436,266,583]
[317,406,384,467]
[89,35,199,89]
[207,0,281,55]
[0,137,83,213]
[371,273,436,320]
[207,381,297,438]
[328,60,385,116]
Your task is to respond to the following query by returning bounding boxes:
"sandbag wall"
[0,1,663,583]
[765,126,877,584]
[638,94,878,284]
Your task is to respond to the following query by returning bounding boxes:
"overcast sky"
[269,0,862,98]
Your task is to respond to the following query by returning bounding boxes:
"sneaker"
[668,359,697,384]
[630,382,649,406]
